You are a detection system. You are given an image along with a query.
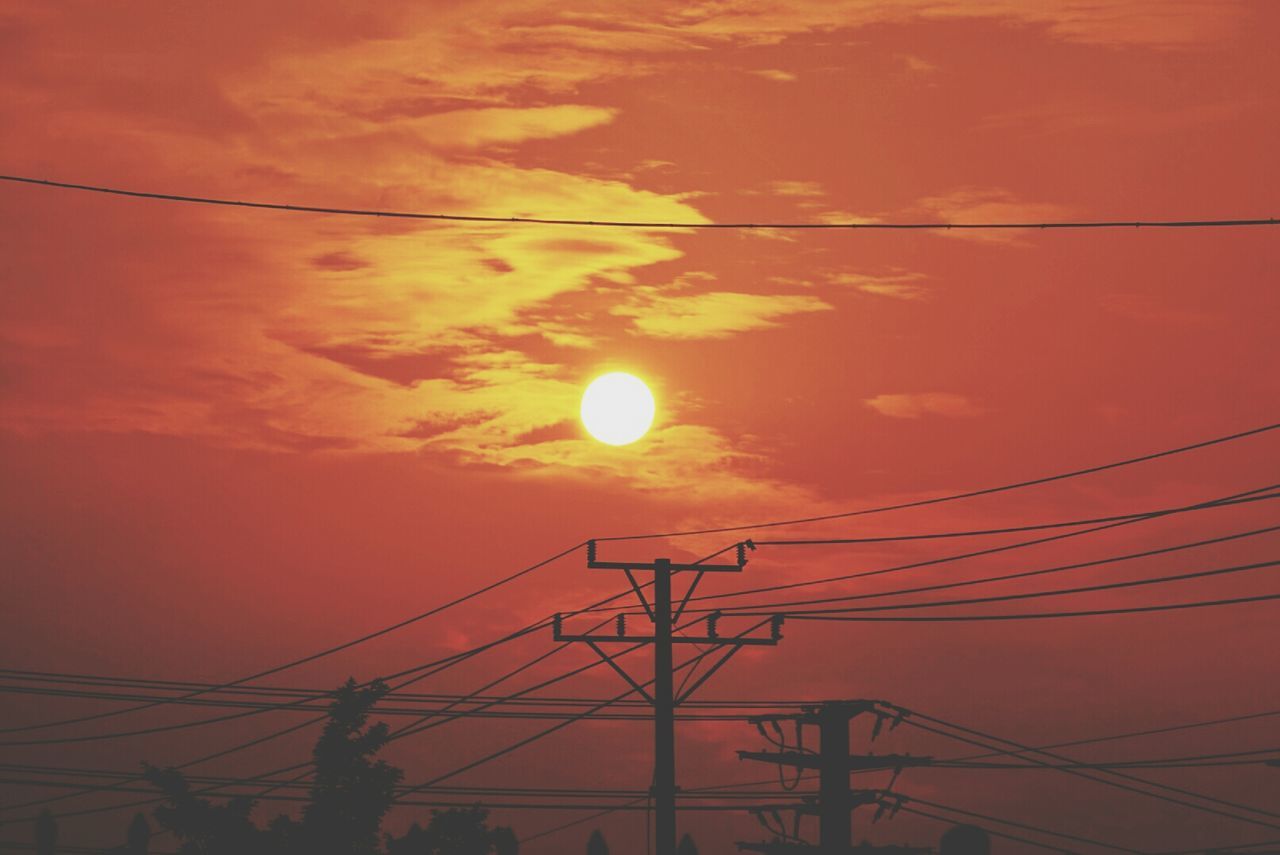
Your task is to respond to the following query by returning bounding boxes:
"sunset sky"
[2,2,1279,852]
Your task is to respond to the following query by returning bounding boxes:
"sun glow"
[580,372,655,446]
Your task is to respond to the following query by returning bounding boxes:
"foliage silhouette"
[939,823,991,855]
[140,677,515,855]
[385,806,517,855]
[586,828,609,855]
[145,763,268,855]
[676,832,699,855]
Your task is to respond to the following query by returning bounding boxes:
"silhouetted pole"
[653,558,677,855]
[738,701,931,854]
[35,810,57,855]
[554,541,782,855]
[818,704,852,853]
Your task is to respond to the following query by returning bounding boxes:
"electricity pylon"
[553,540,785,855]
[737,700,932,855]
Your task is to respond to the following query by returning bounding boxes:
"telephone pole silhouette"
[737,701,932,855]
[553,540,785,855]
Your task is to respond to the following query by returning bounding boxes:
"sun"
[580,372,656,446]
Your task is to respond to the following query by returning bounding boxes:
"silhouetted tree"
[141,677,515,855]
[144,765,267,855]
[587,829,609,855]
[387,806,517,855]
[300,679,402,855]
[145,680,398,855]
[940,823,991,855]
[35,809,57,855]
[677,832,699,855]
[492,824,519,855]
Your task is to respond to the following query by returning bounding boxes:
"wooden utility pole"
[554,540,784,855]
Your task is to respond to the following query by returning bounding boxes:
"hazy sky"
[2,2,1279,852]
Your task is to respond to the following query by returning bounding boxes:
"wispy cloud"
[612,289,832,339]
[830,270,931,300]
[748,68,798,82]
[865,393,983,419]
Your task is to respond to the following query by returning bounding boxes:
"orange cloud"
[410,105,618,148]
[902,186,1073,243]
[830,270,931,300]
[865,393,984,419]
[611,290,832,339]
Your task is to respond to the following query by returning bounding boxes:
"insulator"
[616,614,626,636]
[707,610,721,638]
[552,613,563,637]
[736,541,747,566]
[586,539,597,564]
[770,614,785,640]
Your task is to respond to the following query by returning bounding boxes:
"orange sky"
[2,2,1279,852]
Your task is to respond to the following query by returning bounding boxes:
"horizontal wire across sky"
[2,174,1278,231]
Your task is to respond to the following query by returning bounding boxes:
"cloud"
[767,180,825,198]
[865,393,983,418]
[830,270,930,300]
[310,250,372,271]
[748,69,798,82]
[897,53,938,74]
[410,104,618,148]
[612,290,832,339]
[0,0,1243,497]
[902,187,1073,243]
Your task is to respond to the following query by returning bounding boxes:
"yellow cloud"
[410,105,618,148]
[749,69,798,82]
[612,291,832,339]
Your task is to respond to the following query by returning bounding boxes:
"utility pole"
[554,540,784,855]
[737,701,932,855]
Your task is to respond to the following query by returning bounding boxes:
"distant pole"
[737,701,932,854]
[35,810,57,855]
[818,704,852,854]
[653,558,677,855]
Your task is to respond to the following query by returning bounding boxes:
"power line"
[0,616,552,818]
[706,521,1280,615]
[4,576,667,823]
[0,622,550,747]
[0,680,798,716]
[0,542,583,737]
[394,619,773,802]
[3,174,1278,231]
[772,591,1280,622]
[945,708,1280,763]
[0,686,794,722]
[733,556,1280,619]
[597,422,1280,541]
[11,550,712,825]
[587,484,1280,614]
[900,794,1140,853]
[748,493,1280,547]
[899,711,1280,828]
[894,804,1076,854]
